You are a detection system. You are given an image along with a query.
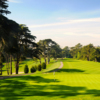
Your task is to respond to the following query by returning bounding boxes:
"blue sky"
[7,0,100,48]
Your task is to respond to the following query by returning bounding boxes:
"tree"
[0,0,11,75]
[50,44,62,60]
[85,44,94,61]
[43,39,57,64]
[63,46,70,58]
[37,40,47,64]
[38,39,57,64]
[14,24,37,74]
[0,0,11,15]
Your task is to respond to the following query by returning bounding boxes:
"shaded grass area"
[1,58,100,100]
[1,74,100,100]
[2,58,56,76]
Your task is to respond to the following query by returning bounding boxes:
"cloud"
[29,17,100,47]
[29,17,100,28]
[63,33,100,38]
[8,0,21,3]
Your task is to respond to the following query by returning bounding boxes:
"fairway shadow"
[45,68,60,73]
[86,89,100,96]
[18,75,60,83]
[61,59,80,62]
[45,68,85,73]
[58,68,85,73]
[1,76,100,100]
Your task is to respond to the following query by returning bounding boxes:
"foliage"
[34,65,38,71]
[20,56,26,61]
[38,39,58,64]
[41,62,46,69]
[30,66,36,73]
[24,65,29,73]
[0,0,11,15]
[37,64,42,71]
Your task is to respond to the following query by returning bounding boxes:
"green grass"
[1,58,100,100]
[2,58,55,75]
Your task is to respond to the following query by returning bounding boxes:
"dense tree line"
[63,43,100,62]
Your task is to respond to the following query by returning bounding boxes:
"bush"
[37,64,42,71]
[31,66,36,73]
[24,65,29,73]
[41,62,46,69]
[34,65,37,71]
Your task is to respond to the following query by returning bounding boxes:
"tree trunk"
[8,57,10,74]
[16,53,19,74]
[6,56,9,75]
[48,54,50,64]
[47,54,49,64]
[40,60,41,64]
[10,55,12,74]
[0,65,2,75]
[0,52,2,75]
[95,57,97,62]
[44,57,46,64]
[39,58,41,64]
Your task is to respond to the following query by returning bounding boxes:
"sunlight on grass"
[1,58,100,100]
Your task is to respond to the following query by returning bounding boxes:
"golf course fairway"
[0,58,100,100]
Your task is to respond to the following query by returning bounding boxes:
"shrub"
[34,65,37,71]
[31,66,36,73]
[24,65,29,73]
[41,62,46,69]
[37,64,42,71]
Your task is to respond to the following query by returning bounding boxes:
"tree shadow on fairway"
[58,68,85,73]
[0,76,86,100]
[16,75,60,83]
[86,89,100,96]
[61,59,80,62]
[46,68,85,73]
[1,75,100,100]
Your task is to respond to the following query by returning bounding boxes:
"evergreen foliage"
[31,66,36,73]
[20,56,26,61]
[42,62,46,69]
[24,65,29,73]
[37,64,42,71]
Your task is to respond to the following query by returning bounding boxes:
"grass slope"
[1,58,100,100]
[2,58,56,75]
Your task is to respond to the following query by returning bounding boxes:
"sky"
[7,0,100,48]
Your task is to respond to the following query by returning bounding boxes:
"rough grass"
[1,58,100,100]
